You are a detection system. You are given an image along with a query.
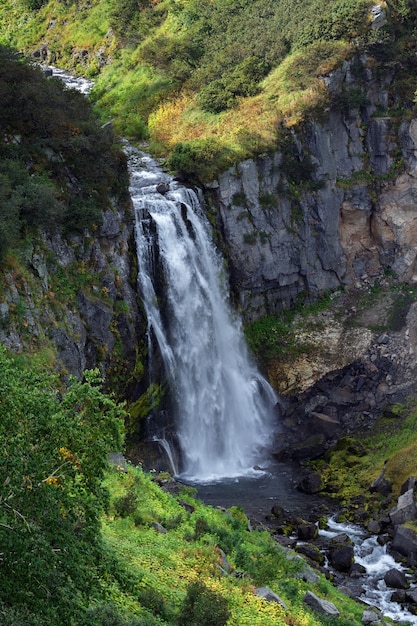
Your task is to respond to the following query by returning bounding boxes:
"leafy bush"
[85,603,153,626]
[0,349,126,624]
[114,490,139,517]
[21,0,48,9]
[198,56,270,113]
[167,138,235,181]
[176,580,230,626]
[138,587,167,617]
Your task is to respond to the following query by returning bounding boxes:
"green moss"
[128,383,165,433]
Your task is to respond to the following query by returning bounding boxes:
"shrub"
[176,580,230,626]
[167,138,235,181]
[84,603,151,626]
[138,587,167,617]
[114,490,138,518]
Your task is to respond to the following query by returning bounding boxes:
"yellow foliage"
[149,95,193,147]
[385,439,417,494]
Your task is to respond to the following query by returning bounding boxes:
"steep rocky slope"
[210,54,416,322]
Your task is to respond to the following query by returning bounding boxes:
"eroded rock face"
[0,200,145,397]
[211,55,417,324]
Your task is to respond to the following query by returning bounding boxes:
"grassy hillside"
[2,0,417,179]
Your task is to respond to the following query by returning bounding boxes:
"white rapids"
[322,518,414,623]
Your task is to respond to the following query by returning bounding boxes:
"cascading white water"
[127,146,277,482]
[50,66,277,483]
[322,518,413,622]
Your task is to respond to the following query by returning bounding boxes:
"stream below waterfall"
[53,66,415,624]
[198,475,414,624]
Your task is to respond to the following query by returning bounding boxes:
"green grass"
[244,291,336,361]
[312,400,417,512]
[98,464,369,625]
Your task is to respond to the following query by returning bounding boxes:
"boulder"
[271,504,285,518]
[392,524,417,558]
[391,589,407,603]
[370,4,387,29]
[350,562,366,578]
[361,608,382,624]
[405,588,417,604]
[296,543,325,566]
[297,472,323,494]
[150,521,167,534]
[370,464,392,497]
[389,488,417,526]
[254,587,287,608]
[383,567,409,589]
[367,519,381,534]
[330,533,353,546]
[303,590,340,616]
[329,545,354,572]
[156,181,169,195]
[297,523,318,541]
[296,567,320,584]
[179,499,195,514]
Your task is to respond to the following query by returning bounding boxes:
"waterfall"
[49,66,277,483]
[127,146,277,482]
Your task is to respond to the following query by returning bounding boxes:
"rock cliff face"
[0,198,146,399]
[211,55,417,322]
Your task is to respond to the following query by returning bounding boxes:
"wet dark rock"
[298,523,318,541]
[377,533,391,546]
[350,562,366,578]
[330,533,353,546]
[329,545,354,572]
[383,567,409,589]
[392,525,417,559]
[156,181,170,195]
[292,434,327,461]
[297,472,323,494]
[274,535,297,549]
[405,587,417,603]
[391,588,407,603]
[296,543,325,566]
[310,412,341,437]
[271,504,285,518]
[367,519,381,534]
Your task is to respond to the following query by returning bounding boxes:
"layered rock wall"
[212,56,417,321]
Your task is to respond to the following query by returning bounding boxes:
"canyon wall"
[210,56,417,322]
[0,196,146,399]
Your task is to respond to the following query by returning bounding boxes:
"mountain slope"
[2,1,416,178]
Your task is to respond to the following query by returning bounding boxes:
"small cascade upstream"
[127,146,277,482]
